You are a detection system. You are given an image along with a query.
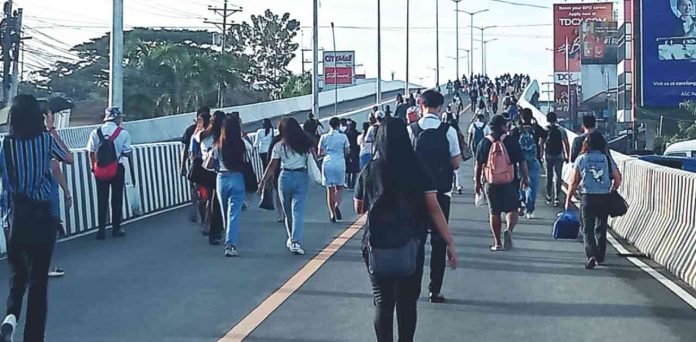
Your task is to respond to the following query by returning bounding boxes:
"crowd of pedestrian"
[0,68,624,341]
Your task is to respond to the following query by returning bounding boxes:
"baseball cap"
[104,107,123,122]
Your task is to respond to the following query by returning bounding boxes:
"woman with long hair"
[193,110,225,245]
[319,117,350,222]
[566,131,622,269]
[354,119,457,342]
[0,95,74,341]
[267,134,286,223]
[358,122,373,170]
[214,114,251,257]
[344,120,361,189]
[260,117,314,255]
[254,118,274,171]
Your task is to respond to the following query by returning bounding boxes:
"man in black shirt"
[394,94,409,122]
[571,115,596,163]
[303,112,323,143]
[475,114,529,251]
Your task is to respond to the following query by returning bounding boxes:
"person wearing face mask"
[318,117,350,223]
[339,118,348,133]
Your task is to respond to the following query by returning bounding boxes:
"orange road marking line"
[218,215,367,342]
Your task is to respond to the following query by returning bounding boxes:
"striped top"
[0,132,68,201]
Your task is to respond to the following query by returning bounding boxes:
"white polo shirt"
[407,113,461,160]
[87,121,133,164]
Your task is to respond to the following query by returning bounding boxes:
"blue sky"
[15,0,622,87]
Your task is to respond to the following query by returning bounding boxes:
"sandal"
[490,245,505,252]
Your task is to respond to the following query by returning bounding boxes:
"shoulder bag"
[306,152,323,185]
[605,155,628,217]
[242,151,259,193]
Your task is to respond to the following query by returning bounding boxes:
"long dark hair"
[278,117,313,154]
[210,110,225,141]
[581,131,607,155]
[262,118,273,136]
[217,114,244,171]
[8,94,45,139]
[369,119,426,195]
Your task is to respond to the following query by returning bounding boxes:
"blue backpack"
[553,210,580,239]
[518,125,537,162]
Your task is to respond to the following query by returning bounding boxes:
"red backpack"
[94,127,123,181]
[484,134,514,185]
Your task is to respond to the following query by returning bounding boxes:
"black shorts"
[485,182,520,215]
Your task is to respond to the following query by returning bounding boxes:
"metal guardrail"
[519,80,696,290]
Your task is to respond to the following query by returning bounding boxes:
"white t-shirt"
[407,113,461,159]
[358,133,372,156]
[271,142,308,170]
[254,128,274,154]
[87,121,133,165]
[213,139,252,172]
[468,122,491,136]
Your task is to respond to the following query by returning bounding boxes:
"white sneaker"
[0,315,16,342]
[526,212,536,219]
[286,238,292,249]
[290,242,305,255]
[224,245,239,257]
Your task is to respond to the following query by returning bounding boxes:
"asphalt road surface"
[1,108,695,342]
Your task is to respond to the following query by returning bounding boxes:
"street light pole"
[405,0,410,95]
[312,0,319,119]
[456,9,488,75]
[472,25,496,75]
[452,0,462,81]
[331,22,338,117]
[377,0,382,104]
[435,0,440,88]
[109,0,124,110]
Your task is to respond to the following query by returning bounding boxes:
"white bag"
[125,159,143,217]
[306,153,323,185]
[475,193,486,207]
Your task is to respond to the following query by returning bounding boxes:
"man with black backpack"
[541,112,570,207]
[571,115,596,163]
[468,114,490,157]
[510,108,546,219]
[408,89,462,303]
[87,107,133,240]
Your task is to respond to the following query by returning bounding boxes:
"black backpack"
[410,122,453,193]
[545,124,564,156]
[362,171,423,277]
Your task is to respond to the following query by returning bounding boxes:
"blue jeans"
[279,170,309,243]
[360,153,372,170]
[520,159,541,213]
[216,172,246,246]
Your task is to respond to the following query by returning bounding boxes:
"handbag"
[243,151,259,193]
[458,131,473,162]
[258,181,275,211]
[608,190,629,217]
[368,237,420,277]
[306,153,323,185]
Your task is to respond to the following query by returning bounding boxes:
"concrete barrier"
[519,80,696,290]
[54,80,418,149]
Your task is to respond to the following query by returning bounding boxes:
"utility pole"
[312,0,319,118]
[435,0,439,88]
[109,0,124,111]
[205,0,242,108]
[453,0,462,81]
[472,25,496,75]
[331,22,337,117]
[405,0,410,96]
[9,8,21,100]
[377,0,382,104]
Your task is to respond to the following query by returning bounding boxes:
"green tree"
[231,10,300,98]
[280,73,311,98]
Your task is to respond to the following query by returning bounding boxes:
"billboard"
[581,21,619,64]
[640,0,696,107]
[323,51,355,86]
[553,2,614,116]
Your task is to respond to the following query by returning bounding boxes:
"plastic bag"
[475,193,486,207]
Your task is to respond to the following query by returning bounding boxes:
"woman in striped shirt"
[0,94,73,342]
